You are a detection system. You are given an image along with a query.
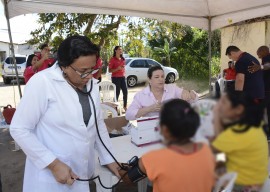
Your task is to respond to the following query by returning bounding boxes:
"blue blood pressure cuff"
[126,156,147,183]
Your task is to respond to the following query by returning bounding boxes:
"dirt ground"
[0,75,209,192]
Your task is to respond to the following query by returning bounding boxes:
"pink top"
[125,84,184,120]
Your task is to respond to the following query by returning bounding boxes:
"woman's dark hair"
[147,65,164,79]
[225,90,264,132]
[57,35,99,67]
[113,46,124,60]
[160,99,200,142]
[26,54,37,68]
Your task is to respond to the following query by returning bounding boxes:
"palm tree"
[154,39,177,67]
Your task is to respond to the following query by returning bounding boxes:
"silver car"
[1,55,27,84]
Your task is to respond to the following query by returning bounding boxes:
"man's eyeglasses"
[69,65,99,79]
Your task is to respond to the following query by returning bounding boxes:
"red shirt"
[109,57,125,77]
[24,66,36,83]
[37,54,55,72]
[223,68,236,80]
[93,57,102,79]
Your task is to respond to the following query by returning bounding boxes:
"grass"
[175,78,209,95]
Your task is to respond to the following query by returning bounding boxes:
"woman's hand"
[47,159,78,185]
[106,162,121,178]
[148,103,162,112]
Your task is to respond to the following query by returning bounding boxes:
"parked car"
[106,57,179,87]
[1,55,27,84]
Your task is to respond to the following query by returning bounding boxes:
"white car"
[2,55,27,84]
[106,57,179,87]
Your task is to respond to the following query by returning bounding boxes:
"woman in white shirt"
[10,35,119,192]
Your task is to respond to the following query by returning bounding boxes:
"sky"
[0,3,39,44]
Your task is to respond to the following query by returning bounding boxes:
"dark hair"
[225,90,264,132]
[40,43,49,50]
[225,46,240,55]
[147,65,164,79]
[257,46,269,54]
[113,46,124,60]
[57,35,99,67]
[26,54,37,68]
[160,99,200,142]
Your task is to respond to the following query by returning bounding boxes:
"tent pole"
[3,0,22,98]
[208,17,212,94]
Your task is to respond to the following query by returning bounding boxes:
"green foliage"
[29,14,221,79]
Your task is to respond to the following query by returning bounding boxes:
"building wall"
[220,21,266,70]
[265,20,270,47]
[0,42,37,61]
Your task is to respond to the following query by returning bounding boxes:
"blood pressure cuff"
[127,161,147,183]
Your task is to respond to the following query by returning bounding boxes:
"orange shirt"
[142,144,215,192]
[109,57,125,77]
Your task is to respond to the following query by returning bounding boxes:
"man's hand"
[248,61,261,73]
[47,159,78,185]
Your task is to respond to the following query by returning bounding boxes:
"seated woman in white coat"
[125,66,198,120]
[10,35,120,192]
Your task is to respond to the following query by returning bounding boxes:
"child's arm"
[118,158,147,184]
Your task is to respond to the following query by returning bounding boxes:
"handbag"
[2,105,16,124]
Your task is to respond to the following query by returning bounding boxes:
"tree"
[153,39,177,66]
[28,13,126,50]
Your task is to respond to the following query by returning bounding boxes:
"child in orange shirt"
[120,99,215,192]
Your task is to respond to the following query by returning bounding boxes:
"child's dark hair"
[225,90,264,132]
[159,99,200,142]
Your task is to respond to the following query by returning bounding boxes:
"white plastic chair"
[192,99,217,143]
[260,178,270,192]
[99,81,122,115]
[100,103,118,119]
[214,172,238,192]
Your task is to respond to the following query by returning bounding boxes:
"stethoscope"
[65,78,134,189]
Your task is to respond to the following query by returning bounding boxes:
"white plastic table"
[95,135,164,192]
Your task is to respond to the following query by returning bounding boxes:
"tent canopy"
[3,0,270,30]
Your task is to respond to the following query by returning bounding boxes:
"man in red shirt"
[36,43,55,71]
[92,46,103,83]
[223,61,236,80]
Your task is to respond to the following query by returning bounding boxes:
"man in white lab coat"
[10,36,120,192]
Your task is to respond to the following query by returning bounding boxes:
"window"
[125,59,132,65]
[147,60,161,67]
[5,57,26,64]
[130,60,148,68]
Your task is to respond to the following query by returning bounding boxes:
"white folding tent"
[2,0,270,97]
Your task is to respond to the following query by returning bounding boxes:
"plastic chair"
[260,178,270,192]
[100,103,118,119]
[99,81,122,115]
[192,99,217,143]
[214,172,238,192]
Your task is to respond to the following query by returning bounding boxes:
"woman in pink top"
[125,65,198,120]
[24,54,40,83]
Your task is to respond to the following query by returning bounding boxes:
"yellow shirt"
[212,124,268,185]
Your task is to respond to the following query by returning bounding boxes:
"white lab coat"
[10,65,114,192]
